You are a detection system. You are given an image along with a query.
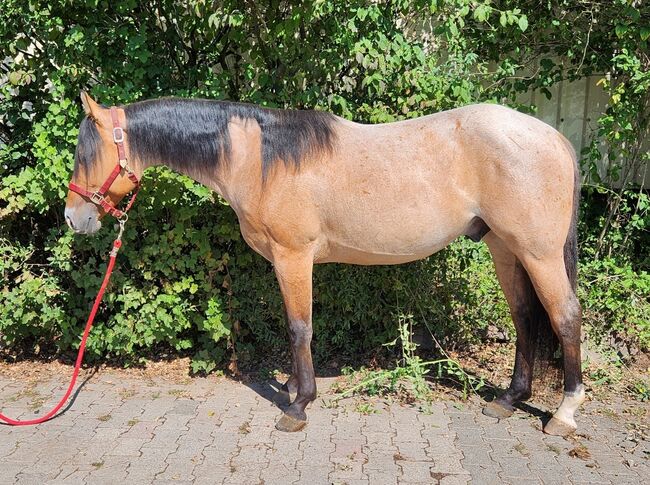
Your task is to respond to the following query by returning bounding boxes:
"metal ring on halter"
[116,214,128,241]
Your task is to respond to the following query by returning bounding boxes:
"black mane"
[125,98,337,178]
[74,116,103,174]
[74,98,338,179]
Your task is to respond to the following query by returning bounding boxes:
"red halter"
[68,107,140,219]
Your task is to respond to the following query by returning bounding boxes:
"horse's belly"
[317,220,464,265]
[318,244,446,265]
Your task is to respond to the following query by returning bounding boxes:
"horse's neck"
[130,112,264,218]
[214,121,264,215]
[159,122,264,218]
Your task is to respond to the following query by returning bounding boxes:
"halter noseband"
[68,107,140,219]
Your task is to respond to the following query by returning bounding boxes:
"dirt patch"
[0,356,198,384]
[447,342,649,404]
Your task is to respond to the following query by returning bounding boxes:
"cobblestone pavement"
[0,372,647,484]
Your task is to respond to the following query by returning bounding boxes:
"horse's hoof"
[275,412,307,432]
[272,389,291,408]
[543,416,576,437]
[482,400,515,419]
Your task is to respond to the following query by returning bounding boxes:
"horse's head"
[65,92,139,234]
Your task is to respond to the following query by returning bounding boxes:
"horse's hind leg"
[520,254,584,436]
[482,233,539,418]
[272,250,317,432]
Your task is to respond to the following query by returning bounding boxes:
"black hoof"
[275,411,307,432]
[483,400,515,419]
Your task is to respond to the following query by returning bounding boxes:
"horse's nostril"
[65,215,76,230]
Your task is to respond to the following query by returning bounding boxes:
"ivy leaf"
[449,21,459,37]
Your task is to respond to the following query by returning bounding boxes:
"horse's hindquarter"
[455,104,577,258]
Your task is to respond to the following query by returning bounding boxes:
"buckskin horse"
[65,92,584,436]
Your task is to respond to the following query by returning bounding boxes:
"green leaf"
[518,15,528,32]
[473,4,491,22]
[641,27,650,41]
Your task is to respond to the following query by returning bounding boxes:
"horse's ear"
[80,91,101,120]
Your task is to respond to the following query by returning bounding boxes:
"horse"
[65,91,584,436]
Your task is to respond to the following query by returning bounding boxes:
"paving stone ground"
[0,371,647,484]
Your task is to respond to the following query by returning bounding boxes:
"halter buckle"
[113,127,124,143]
[90,191,105,205]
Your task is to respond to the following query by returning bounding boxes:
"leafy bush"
[1,1,648,371]
[580,258,650,352]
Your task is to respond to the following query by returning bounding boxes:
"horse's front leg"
[272,250,316,432]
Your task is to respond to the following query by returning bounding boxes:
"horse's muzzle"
[64,205,102,235]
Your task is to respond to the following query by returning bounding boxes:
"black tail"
[563,162,580,293]
[528,147,580,378]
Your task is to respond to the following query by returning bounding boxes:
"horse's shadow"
[427,369,554,427]
[241,366,553,428]
[245,378,288,410]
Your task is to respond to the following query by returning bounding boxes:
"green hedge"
[1,1,648,370]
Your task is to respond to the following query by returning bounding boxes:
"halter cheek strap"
[68,107,140,219]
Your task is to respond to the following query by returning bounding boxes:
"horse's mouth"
[66,216,102,235]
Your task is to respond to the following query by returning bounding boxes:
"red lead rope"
[0,237,123,426]
[0,106,138,426]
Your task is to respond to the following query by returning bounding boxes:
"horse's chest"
[238,220,272,261]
